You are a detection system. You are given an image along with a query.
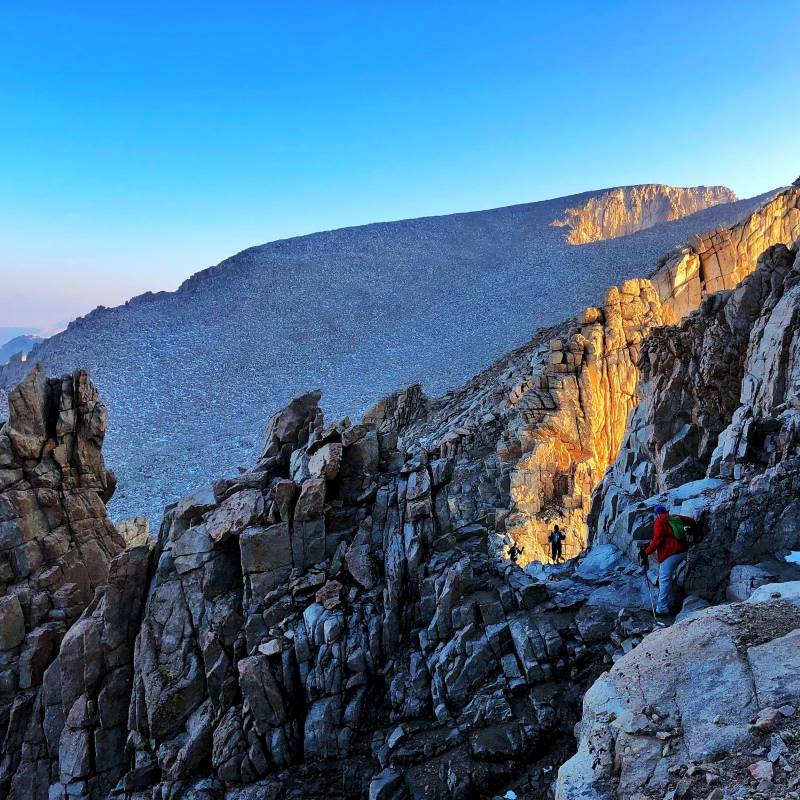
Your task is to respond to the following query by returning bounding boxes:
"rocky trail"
[0,181,799,799]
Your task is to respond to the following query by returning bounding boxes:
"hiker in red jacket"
[639,505,694,618]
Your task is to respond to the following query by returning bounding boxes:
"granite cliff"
[0,180,799,800]
[550,184,737,244]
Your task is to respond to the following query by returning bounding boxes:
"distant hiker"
[639,505,695,618]
[549,525,566,563]
[508,542,525,563]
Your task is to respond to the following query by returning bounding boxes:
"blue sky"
[1,1,798,330]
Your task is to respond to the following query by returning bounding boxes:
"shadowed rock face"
[1,376,665,800]
[550,184,737,244]
[0,367,125,795]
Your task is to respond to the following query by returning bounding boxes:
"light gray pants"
[657,552,686,614]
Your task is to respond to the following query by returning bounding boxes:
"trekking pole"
[638,546,659,622]
[643,568,657,620]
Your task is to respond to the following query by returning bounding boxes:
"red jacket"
[645,513,693,563]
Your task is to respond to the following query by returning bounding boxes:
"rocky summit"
[550,185,737,244]
[0,185,772,523]
[0,181,799,800]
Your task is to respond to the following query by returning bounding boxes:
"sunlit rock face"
[502,279,660,563]
[551,184,737,244]
[590,240,800,601]
[653,185,800,321]
[501,185,800,562]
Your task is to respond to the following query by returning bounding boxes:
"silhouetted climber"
[508,542,525,563]
[549,525,566,563]
[639,505,695,618]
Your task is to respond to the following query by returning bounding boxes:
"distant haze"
[0,328,41,348]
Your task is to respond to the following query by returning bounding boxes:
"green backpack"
[667,516,687,542]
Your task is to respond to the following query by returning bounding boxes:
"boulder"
[0,595,25,651]
[557,582,800,799]
[308,442,343,481]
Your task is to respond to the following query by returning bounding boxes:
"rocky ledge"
[558,581,800,800]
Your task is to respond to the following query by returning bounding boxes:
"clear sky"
[1,1,798,330]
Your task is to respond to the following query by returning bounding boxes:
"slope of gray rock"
[0,186,774,522]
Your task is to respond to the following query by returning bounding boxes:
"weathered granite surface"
[557,582,800,800]
[0,367,125,795]
[0,183,799,799]
[400,185,800,564]
[0,372,665,800]
[551,184,737,244]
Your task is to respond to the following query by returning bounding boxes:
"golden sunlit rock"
[551,184,738,244]
[508,185,800,561]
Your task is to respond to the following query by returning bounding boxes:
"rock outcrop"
[557,582,800,800]
[652,185,800,323]
[118,393,643,799]
[1,181,800,799]
[590,239,800,600]
[551,184,737,244]
[0,373,667,800]
[400,185,800,564]
[0,367,125,796]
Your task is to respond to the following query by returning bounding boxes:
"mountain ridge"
[0,184,779,524]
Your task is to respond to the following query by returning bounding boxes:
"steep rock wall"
[653,184,800,322]
[551,184,737,244]
[0,185,798,799]
[590,242,800,600]
[0,368,124,794]
[371,185,800,566]
[2,376,667,800]
[494,185,800,561]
